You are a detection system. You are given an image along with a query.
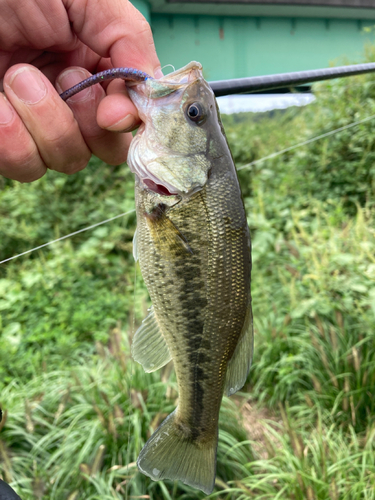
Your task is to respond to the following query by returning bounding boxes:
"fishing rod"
[210,62,375,96]
[60,62,375,101]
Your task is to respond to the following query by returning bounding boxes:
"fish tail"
[137,409,217,494]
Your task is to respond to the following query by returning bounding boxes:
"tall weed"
[249,200,375,431]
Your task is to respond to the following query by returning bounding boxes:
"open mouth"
[128,132,179,197]
[143,179,177,197]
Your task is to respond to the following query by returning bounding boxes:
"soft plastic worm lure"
[59,67,152,101]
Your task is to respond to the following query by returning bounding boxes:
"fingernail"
[106,114,135,132]
[9,67,46,104]
[0,94,14,125]
[154,67,164,79]
[56,69,92,103]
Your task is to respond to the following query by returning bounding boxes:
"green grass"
[249,203,375,430]
[1,47,375,498]
[0,338,252,499]
[222,408,375,499]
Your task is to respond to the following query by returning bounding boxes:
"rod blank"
[209,62,375,97]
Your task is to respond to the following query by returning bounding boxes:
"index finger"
[63,0,162,77]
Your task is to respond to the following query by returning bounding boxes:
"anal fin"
[132,306,171,373]
[224,304,253,396]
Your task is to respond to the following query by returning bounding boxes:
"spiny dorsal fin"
[131,306,171,373]
[224,303,253,396]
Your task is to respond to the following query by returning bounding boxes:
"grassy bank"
[1,50,375,499]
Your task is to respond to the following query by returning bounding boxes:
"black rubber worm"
[59,67,152,101]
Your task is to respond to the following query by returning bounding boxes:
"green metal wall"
[150,15,375,80]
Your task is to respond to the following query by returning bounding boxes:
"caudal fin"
[137,410,217,494]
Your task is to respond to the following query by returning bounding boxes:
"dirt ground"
[240,399,282,459]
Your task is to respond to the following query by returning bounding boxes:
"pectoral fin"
[145,204,192,256]
[133,227,138,262]
[132,306,172,372]
[224,304,253,396]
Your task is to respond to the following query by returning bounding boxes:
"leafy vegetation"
[1,48,375,498]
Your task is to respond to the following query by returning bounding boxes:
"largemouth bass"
[127,62,253,494]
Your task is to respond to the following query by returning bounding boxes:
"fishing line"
[125,262,138,500]
[0,209,135,265]
[161,64,176,74]
[237,112,375,171]
[1,112,375,266]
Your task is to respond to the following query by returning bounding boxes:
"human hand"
[0,0,162,182]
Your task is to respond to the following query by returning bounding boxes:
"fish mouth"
[128,130,180,196]
[142,179,177,197]
[128,61,203,99]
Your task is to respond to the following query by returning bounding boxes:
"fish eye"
[186,102,206,124]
